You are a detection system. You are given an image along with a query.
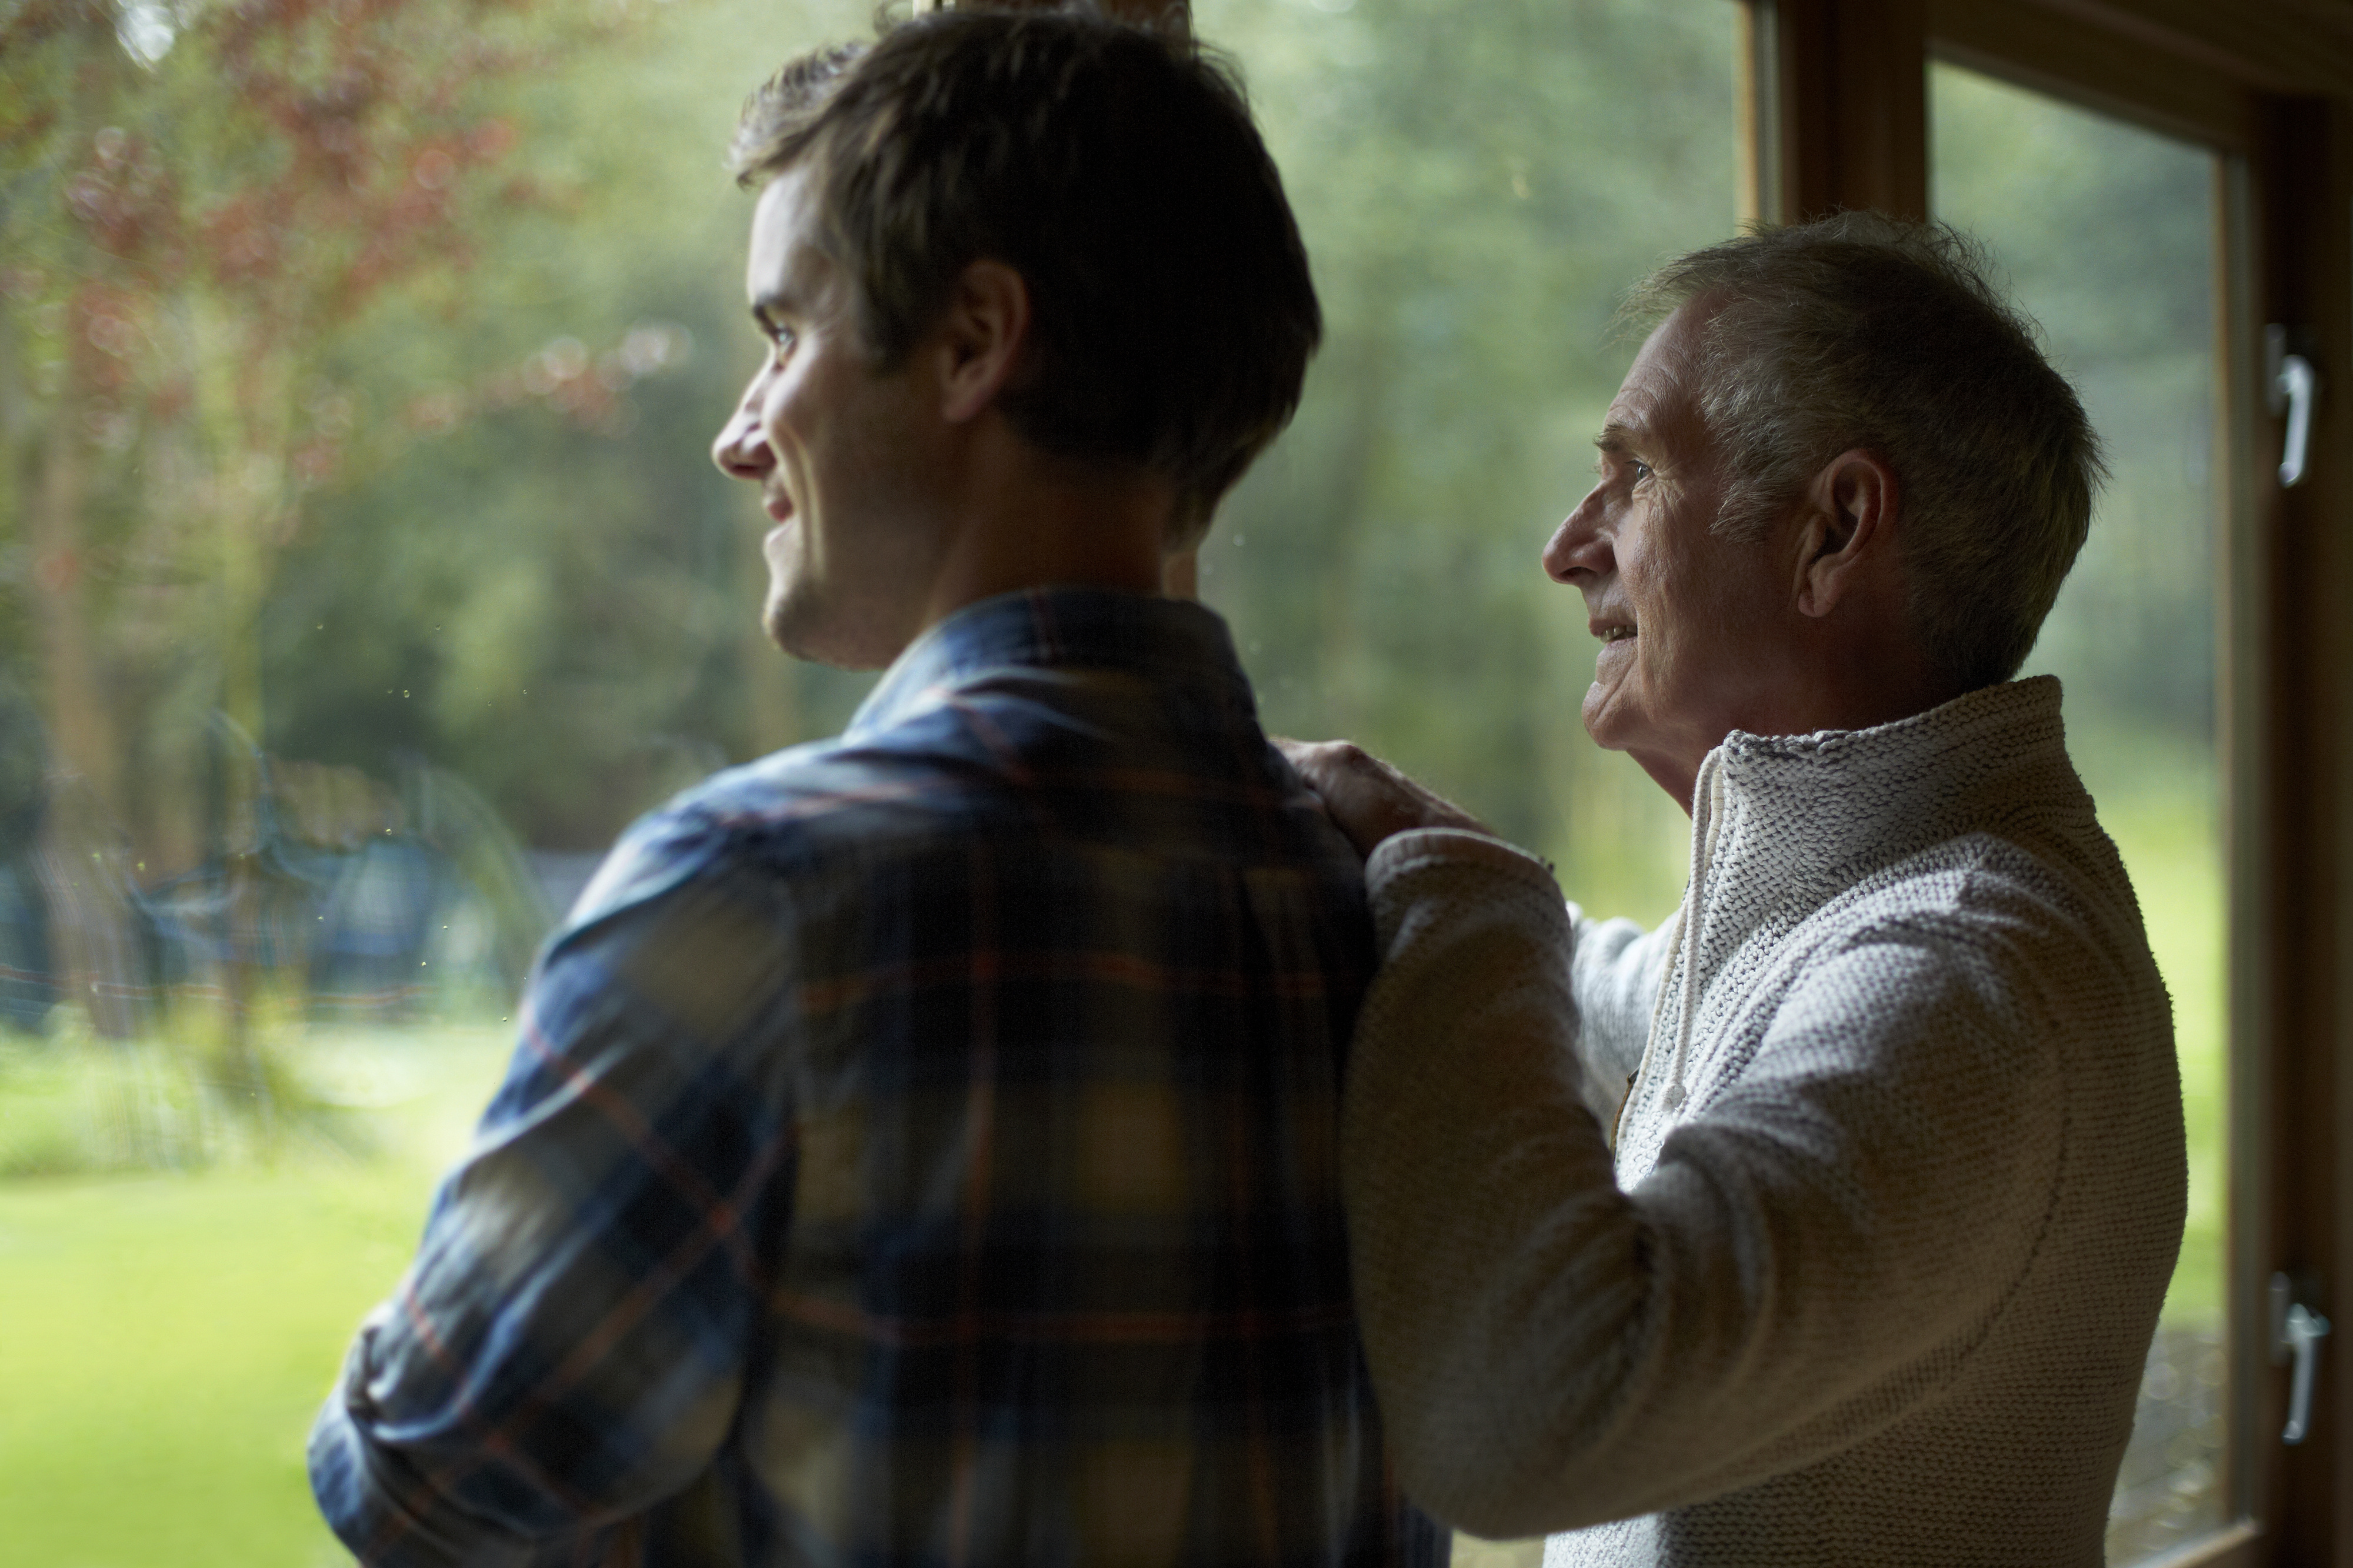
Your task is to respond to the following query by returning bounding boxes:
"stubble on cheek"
[759,519,808,649]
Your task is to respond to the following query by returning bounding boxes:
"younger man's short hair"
[731,6,1322,543]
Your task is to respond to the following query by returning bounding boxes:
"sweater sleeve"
[1340,829,2065,1537]
[1559,905,1670,1124]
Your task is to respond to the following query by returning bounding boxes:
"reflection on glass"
[1932,62,2229,1564]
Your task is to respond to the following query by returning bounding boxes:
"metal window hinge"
[2270,1270,2332,1444]
[2265,325,2321,489]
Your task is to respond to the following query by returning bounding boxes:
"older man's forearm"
[1341,829,1645,1535]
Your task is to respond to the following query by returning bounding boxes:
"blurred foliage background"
[1,0,1737,904]
[1194,0,1737,928]
[0,1,2227,1564]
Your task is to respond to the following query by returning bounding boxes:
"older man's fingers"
[1274,736,1361,789]
[1272,736,1494,858]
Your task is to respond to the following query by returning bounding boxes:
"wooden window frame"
[1754,2,2353,1562]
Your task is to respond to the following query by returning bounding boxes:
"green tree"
[1,0,609,867]
[1200,0,1741,922]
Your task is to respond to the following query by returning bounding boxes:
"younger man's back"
[310,12,1446,1556]
[312,588,1428,1563]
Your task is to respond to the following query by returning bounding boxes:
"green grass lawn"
[0,1026,513,1568]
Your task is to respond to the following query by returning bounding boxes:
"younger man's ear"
[931,259,1031,424]
[1793,448,1899,619]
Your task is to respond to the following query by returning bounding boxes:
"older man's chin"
[1579,678,1631,753]
[1581,692,1708,812]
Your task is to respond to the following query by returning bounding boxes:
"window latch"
[2266,325,2320,488]
[2270,1270,2332,1444]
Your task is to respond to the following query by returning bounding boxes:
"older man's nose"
[1543,486,1610,583]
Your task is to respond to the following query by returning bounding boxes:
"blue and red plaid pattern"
[309,588,1447,1567]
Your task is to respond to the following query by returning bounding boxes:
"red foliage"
[9,0,664,503]
[63,128,181,273]
[39,0,542,353]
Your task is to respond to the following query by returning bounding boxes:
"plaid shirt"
[309,588,1447,1568]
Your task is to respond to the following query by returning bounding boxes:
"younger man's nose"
[711,402,772,481]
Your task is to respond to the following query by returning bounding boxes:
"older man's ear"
[1792,449,1902,620]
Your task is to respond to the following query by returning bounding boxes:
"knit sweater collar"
[1641,676,2087,1117]
[1695,674,2081,910]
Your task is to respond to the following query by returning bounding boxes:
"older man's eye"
[1629,458,1654,484]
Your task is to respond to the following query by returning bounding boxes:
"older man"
[1288,215,2187,1565]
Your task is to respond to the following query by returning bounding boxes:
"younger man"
[309,9,1442,1566]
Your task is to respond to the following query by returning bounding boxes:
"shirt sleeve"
[1339,828,2065,1538]
[308,832,801,1566]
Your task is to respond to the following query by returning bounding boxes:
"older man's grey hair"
[1623,212,2105,693]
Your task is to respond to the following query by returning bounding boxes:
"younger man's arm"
[309,848,799,1566]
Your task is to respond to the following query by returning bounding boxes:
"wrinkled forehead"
[1609,301,1720,453]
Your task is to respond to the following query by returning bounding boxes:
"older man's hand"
[1274,738,1497,860]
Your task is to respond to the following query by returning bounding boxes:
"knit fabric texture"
[1339,675,2187,1567]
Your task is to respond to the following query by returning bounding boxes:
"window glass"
[1189,2,1741,1558]
[1195,0,1742,930]
[0,2,872,1559]
[0,0,1738,1560]
[1931,61,2231,1564]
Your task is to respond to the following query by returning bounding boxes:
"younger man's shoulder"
[564,729,1007,932]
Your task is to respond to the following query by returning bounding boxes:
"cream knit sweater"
[1341,677,2187,1566]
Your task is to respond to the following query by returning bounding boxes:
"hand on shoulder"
[1274,738,1496,859]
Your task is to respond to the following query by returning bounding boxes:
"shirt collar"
[846,586,1256,740]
